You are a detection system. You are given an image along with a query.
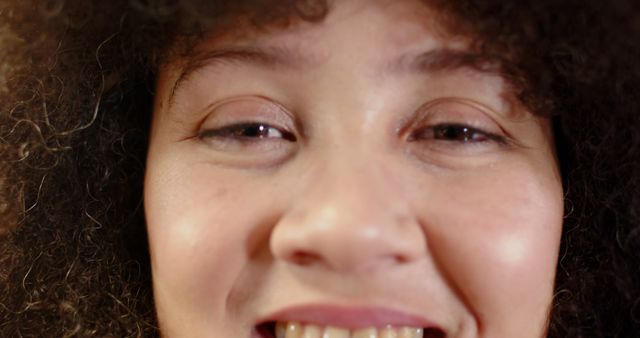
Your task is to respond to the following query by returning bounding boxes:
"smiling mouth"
[254,304,446,338]
[256,321,445,338]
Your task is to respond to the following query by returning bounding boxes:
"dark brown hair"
[1,1,639,337]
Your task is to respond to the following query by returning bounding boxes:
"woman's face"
[145,1,564,337]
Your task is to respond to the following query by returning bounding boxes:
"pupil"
[242,124,269,138]
[436,125,471,141]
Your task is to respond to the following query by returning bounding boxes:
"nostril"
[285,250,416,272]
[289,251,322,266]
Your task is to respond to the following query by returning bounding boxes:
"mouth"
[256,321,445,338]
[254,304,446,338]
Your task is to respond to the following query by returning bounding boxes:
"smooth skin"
[145,0,564,337]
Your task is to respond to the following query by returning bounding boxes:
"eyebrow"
[168,45,311,103]
[168,45,506,103]
[390,49,503,75]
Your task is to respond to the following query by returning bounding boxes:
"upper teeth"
[276,321,424,338]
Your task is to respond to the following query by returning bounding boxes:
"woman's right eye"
[197,121,298,158]
[192,97,300,167]
[196,120,298,167]
[199,122,297,143]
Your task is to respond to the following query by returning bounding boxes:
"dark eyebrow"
[390,49,504,75]
[391,48,520,104]
[168,45,310,104]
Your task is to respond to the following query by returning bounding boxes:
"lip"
[257,303,440,330]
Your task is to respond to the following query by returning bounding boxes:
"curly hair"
[1,0,639,337]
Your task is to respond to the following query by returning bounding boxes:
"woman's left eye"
[410,123,505,144]
[199,122,297,142]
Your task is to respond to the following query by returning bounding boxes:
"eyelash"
[198,122,297,143]
[195,94,512,164]
[409,123,507,146]
[199,121,505,153]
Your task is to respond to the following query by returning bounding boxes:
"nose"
[270,157,427,274]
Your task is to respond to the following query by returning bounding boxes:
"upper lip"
[257,303,440,330]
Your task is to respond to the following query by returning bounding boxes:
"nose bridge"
[303,139,400,234]
[318,146,385,214]
[270,146,426,273]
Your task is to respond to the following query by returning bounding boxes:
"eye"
[199,122,297,142]
[403,98,514,164]
[193,97,299,167]
[410,123,505,144]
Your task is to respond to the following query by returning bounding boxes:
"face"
[144,1,564,337]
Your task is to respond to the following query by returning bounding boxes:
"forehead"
[168,0,466,67]
[163,0,515,107]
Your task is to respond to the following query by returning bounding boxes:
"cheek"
[144,152,260,321]
[415,163,563,332]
